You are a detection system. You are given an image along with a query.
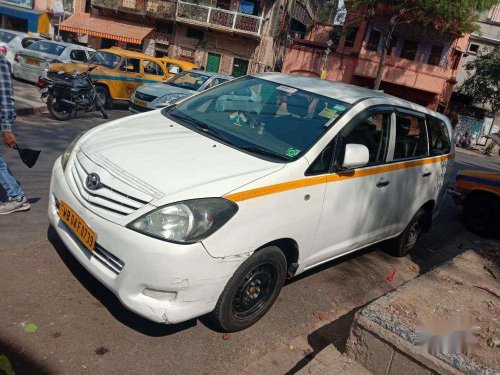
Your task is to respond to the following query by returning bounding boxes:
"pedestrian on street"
[0,54,30,214]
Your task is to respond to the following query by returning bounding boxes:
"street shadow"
[284,308,361,375]
[47,226,197,337]
[0,336,53,375]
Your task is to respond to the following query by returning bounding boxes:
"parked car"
[0,29,41,70]
[157,57,198,79]
[50,47,171,108]
[448,133,500,236]
[13,40,94,84]
[130,70,232,112]
[48,74,454,332]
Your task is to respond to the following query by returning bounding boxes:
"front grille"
[69,154,149,216]
[93,244,125,275]
[54,196,125,276]
[129,102,153,113]
[135,91,157,102]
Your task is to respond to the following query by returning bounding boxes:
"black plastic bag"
[15,146,41,168]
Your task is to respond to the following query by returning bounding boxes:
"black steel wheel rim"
[233,263,278,319]
[404,220,421,251]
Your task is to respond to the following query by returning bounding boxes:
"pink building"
[283,17,470,111]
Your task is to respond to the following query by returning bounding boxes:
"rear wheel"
[385,209,426,257]
[211,246,286,332]
[463,195,500,237]
[47,95,75,121]
[95,85,112,109]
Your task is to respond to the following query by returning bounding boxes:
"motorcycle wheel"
[98,103,109,120]
[47,95,76,121]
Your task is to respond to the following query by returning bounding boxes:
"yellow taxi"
[448,133,500,236]
[50,47,172,107]
[158,57,198,79]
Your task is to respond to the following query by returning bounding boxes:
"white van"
[48,74,454,331]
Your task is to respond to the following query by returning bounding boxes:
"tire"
[385,209,426,257]
[463,194,500,237]
[95,85,112,109]
[211,246,287,332]
[47,95,75,121]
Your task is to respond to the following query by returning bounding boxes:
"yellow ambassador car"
[50,47,195,107]
[448,133,500,237]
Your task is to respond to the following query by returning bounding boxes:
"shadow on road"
[0,336,53,375]
[47,226,197,337]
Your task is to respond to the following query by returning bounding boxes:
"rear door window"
[393,112,429,160]
[143,60,164,76]
[70,49,88,62]
[426,116,451,155]
[119,58,141,73]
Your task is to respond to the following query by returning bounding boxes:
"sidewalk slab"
[346,250,500,375]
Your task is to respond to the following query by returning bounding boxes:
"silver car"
[130,70,233,113]
[13,40,94,84]
[0,29,42,70]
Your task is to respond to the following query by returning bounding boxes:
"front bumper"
[48,157,242,324]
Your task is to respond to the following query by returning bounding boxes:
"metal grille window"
[62,0,74,13]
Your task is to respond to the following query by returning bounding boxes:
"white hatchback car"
[48,74,454,331]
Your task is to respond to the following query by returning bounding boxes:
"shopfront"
[0,0,49,33]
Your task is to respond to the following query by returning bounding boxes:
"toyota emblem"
[85,173,101,190]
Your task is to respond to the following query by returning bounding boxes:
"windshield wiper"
[238,145,290,162]
[169,112,225,139]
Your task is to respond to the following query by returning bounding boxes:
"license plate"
[134,99,147,107]
[26,58,39,66]
[58,201,96,252]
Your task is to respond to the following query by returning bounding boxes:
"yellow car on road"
[50,48,192,107]
[448,133,500,236]
[158,57,198,79]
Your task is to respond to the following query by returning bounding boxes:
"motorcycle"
[38,66,108,121]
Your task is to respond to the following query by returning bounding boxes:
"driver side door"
[306,107,397,268]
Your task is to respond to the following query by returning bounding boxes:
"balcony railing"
[91,0,176,19]
[176,0,263,36]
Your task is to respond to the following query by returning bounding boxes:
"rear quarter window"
[426,115,451,155]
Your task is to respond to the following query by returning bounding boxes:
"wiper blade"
[239,146,289,161]
[169,112,224,138]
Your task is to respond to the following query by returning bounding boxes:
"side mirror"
[342,144,369,169]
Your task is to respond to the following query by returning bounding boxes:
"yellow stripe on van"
[225,154,453,203]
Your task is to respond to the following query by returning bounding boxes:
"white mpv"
[49,74,454,331]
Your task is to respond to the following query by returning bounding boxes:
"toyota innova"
[48,74,454,332]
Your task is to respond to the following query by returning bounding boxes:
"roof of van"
[253,73,449,122]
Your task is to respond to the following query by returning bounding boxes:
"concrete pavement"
[0,109,499,374]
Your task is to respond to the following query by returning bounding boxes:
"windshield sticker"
[318,107,338,119]
[276,85,298,94]
[333,104,347,112]
[286,147,300,158]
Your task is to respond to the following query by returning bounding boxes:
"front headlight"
[61,131,86,171]
[127,198,238,244]
[157,93,186,106]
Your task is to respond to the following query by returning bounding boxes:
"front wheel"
[95,85,112,109]
[211,246,286,332]
[47,95,75,121]
[463,195,500,237]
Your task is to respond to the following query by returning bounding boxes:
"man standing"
[0,53,30,214]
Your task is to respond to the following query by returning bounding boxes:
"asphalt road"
[0,107,499,375]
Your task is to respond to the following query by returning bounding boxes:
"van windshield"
[164,77,350,162]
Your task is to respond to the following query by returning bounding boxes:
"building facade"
[283,11,470,111]
[0,0,50,34]
[56,0,321,76]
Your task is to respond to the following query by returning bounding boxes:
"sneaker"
[0,196,30,215]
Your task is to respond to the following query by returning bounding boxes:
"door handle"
[422,171,432,177]
[376,180,390,188]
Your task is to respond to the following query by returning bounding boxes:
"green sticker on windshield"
[318,107,337,119]
[286,147,300,158]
